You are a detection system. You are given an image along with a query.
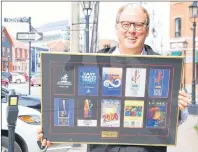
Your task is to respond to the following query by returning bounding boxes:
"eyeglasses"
[120,21,148,31]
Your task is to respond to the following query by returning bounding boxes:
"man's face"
[116,6,149,51]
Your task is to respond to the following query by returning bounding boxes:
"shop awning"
[170,51,182,56]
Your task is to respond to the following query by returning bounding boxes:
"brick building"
[11,36,29,73]
[2,26,13,72]
[169,2,198,93]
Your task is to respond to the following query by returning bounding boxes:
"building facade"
[33,17,93,53]
[31,46,49,73]
[2,26,13,72]
[169,2,198,93]
[12,41,29,73]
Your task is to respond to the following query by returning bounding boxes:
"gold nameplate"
[101,131,118,138]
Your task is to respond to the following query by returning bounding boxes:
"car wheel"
[16,79,21,84]
[2,136,22,152]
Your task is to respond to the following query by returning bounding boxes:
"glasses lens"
[134,23,143,30]
[121,21,144,31]
[121,21,131,30]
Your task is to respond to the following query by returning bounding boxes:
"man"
[37,4,191,152]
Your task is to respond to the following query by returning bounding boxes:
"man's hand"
[37,126,51,147]
[178,90,191,110]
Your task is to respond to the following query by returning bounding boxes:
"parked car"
[1,87,41,111]
[1,87,70,152]
[11,72,26,84]
[31,73,41,86]
[17,72,29,81]
[1,76,9,88]
[1,98,42,152]
[2,71,12,82]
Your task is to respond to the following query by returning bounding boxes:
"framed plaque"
[41,52,184,146]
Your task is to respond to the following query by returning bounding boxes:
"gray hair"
[115,3,150,27]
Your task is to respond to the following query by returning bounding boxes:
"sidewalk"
[49,115,198,152]
[167,115,198,152]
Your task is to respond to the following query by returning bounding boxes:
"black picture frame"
[41,52,184,146]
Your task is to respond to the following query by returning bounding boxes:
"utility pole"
[70,2,80,53]
[28,17,32,95]
[90,2,99,53]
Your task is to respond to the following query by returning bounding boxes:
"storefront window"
[17,48,20,58]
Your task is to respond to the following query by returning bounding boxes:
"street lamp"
[82,1,94,53]
[189,2,198,105]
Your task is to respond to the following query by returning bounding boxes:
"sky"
[2,2,171,52]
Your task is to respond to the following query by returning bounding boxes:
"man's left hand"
[178,90,191,110]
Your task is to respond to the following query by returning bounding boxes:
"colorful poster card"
[102,67,122,96]
[123,100,144,128]
[125,68,147,97]
[101,99,121,127]
[148,69,170,98]
[78,66,99,96]
[146,100,167,128]
[54,98,74,126]
[77,97,98,127]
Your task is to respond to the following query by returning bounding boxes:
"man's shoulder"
[144,44,160,55]
[97,44,160,55]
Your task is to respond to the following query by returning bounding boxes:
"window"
[22,49,25,58]
[2,32,5,42]
[7,48,10,57]
[175,18,181,37]
[2,47,5,57]
[17,48,20,58]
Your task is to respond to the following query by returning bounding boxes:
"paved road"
[9,83,198,152]
[8,82,40,97]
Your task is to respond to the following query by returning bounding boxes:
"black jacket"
[87,44,176,152]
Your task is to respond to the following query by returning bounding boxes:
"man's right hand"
[37,126,51,147]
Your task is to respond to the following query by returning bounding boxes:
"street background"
[9,83,198,152]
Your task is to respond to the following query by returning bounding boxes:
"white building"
[31,7,95,53]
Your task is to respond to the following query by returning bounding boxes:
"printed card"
[53,65,75,95]
[125,68,146,97]
[101,99,121,127]
[102,67,122,96]
[146,100,167,128]
[77,97,98,127]
[54,98,74,126]
[78,66,99,96]
[148,68,170,98]
[123,100,144,128]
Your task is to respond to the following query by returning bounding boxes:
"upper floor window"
[17,48,20,58]
[7,47,10,57]
[22,49,25,58]
[2,47,5,57]
[175,18,181,37]
[2,32,6,42]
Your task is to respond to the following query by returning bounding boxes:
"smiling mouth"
[126,37,137,40]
